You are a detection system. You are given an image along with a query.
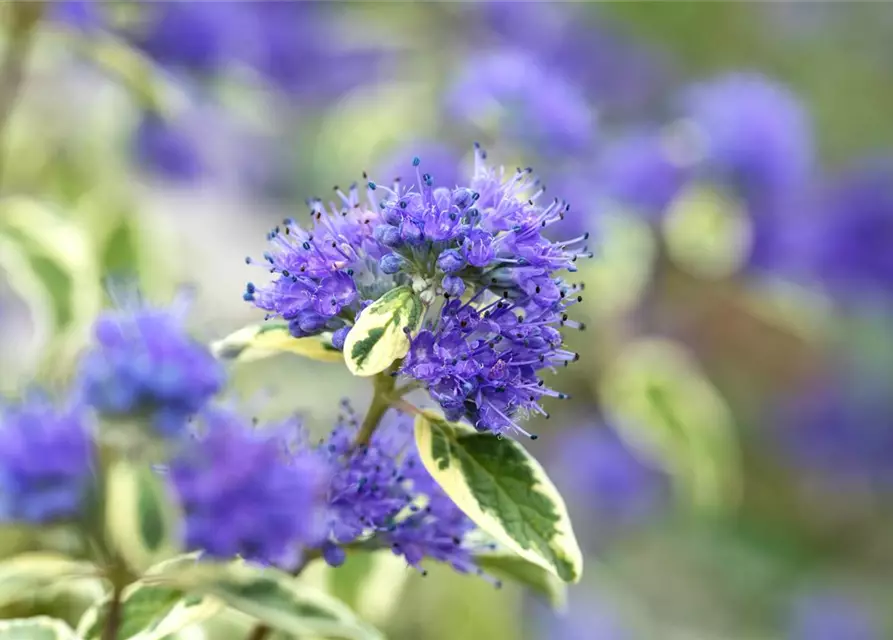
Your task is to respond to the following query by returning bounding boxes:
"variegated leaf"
[599,337,741,511]
[155,561,383,640]
[211,323,343,364]
[414,411,583,583]
[0,617,79,639]
[344,286,424,377]
[105,461,183,574]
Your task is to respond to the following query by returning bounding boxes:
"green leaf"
[0,197,102,371]
[344,286,424,376]
[77,581,222,640]
[0,617,79,639]
[156,561,383,640]
[105,461,183,574]
[413,411,583,583]
[474,551,567,610]
[0,552,101,609]
[211,323,344,364]
[0,234,54,391]
[599,338,741,511]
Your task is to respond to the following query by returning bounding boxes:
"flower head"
[78,294,225,438]
[0,393,93,524]
[316,406,483,575]
[246,145,588,436]
[168,408,326,567]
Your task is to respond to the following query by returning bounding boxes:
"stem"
[101,582,124,640]
[352,372,397,449]
[0,1,42,185]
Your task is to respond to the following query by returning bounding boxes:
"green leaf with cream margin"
[105,460,184,574]
[599,337,741,511]
[77,581,222,640]
[0,617,80,639]
[0,552,102,608]
[344,286,424,377]
[414,411,583,583]
[154,561,383,640]
[211,323,344,364]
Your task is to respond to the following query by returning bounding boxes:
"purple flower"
[0,393,93,524]
[134,112,205,182]
[134,2,247,74]
[802,157,893,297]
[168,408,326,567]
[315,406,482,574]
[246,145,589,435]
[77,294,225,438]
[469,2,669,113]
[787,591,880,640]
[446,49,596,157]
[678,73,814,268]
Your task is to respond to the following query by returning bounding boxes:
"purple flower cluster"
[246,145,588,435]
[315,406,481,574]
[77,297,225,438]
[168,408,327,567]
[0,394,93,524]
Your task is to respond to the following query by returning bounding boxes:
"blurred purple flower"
[446,49,596,157]
[802,157,893,297]
[0,393,93,524]
[471,1,669,112]
[548,423,668,536]
[134,112,205,182]
[55,2,387,99]
[135,2,247,74]
[678,73,814,268]
[787,591,880,640]
[77,293,225,439]
[169,408,326,567]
